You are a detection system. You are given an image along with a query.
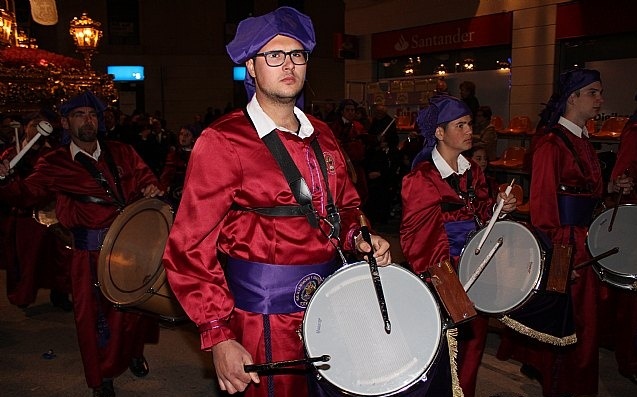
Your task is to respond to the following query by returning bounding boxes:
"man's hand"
[0,159,11,180]
[498,190,517,214]
[141,184,164,198]
[355,233,392,266]
[212,340,260,394]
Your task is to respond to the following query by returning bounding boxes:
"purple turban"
[226,7,316,105]
[540,68,602,127]
[412,95,471,168]
[59,91,107,142]
[59,91,107,117]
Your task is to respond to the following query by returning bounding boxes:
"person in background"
[162,7,392,397]
[597,91,637,386]
[355,104,371,131]
[459,81,480,118]
[463,142,498,199]
[368,103,399,145]
[472,105,498,161]
[159,125,196,209]
[0,91,163,397]
[0,111,72,311]
[401,95,516,397]
[329,98,369,203]
[498,69,633,397]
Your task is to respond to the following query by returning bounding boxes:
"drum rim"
[458,220,544,315]
[98,198,174,306]
[302,262,442,396]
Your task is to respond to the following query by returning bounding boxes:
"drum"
[457,220,545,315]
[302,262,442,396]
[97,198,187,322]
[587,204,637,291]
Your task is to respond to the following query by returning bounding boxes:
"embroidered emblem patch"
[294,273,323,309]
[324,152,336,174]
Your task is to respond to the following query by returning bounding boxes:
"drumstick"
[475,179,514,255]
[608,169,629,232]
[244,355,330,373]
[572,247,619,270]
[359,214,392,334]
[379,117,396,137]
[464,237,503,292]
[9,121,53,169]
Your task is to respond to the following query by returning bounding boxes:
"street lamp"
[69,12,102,70]
[0,7,15,47]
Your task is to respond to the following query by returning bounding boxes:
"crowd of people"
[0,6,636,397]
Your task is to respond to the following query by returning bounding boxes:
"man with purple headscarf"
[401,95,516,397]
[498,69,633,397]
[163,7,392,397]
[0,91,164,397]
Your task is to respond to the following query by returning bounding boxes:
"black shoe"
[129,356,149,377]
[93,379,115,397]
[50,290,73,312]
[520,363,543,382]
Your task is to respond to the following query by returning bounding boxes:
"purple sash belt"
[557,194,599,227]
[71,227,109,251]
[225,257,338,315]
[444,219,476,257]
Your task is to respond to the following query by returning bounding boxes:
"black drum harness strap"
[232,113,342,243]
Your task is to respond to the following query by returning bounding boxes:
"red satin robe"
[502,124,604,397]
[0,141,160,388]
[163,110,363,397]
[400,156,494,397]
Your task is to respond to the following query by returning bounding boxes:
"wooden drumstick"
[359,214,392,334]
[608,169,629,232]
[9,121,53,169]
[475,179,514,255]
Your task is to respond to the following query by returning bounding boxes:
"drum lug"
[147,287,156,294]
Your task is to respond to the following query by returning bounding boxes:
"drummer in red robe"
[162,7,406,397]
[0,91,163,397]
[0,112,72,310]
[400,95,516,397]
[498,69,633,397]
[598,93,637,385]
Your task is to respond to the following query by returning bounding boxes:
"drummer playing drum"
[0,91,164,397]
[498,69,634,397]
[400,94,516,397]
[162,7,399,397]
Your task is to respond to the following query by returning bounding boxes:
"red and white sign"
[371,13,512,60]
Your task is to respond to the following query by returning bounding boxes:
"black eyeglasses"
[254,50,310,67]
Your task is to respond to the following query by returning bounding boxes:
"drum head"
[458,221,543,314]
[587,205,637,282]
[303,262,441,396]
[98,199,173,306]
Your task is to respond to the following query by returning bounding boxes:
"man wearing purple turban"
[499,69,634,397]
[0,91,164,397]
[401,95,516,397]
[163,7,392,397]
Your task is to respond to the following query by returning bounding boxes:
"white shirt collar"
[431,146,471,179]
[246,95,314,139]
[70,139,101,161]
[558,116,589,138]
